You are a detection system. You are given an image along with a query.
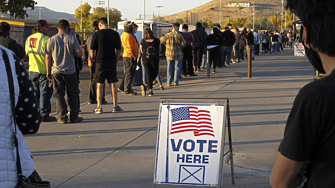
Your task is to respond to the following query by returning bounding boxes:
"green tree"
[0,0,36,18]
[74,2,92,30]
[89,7,122,29]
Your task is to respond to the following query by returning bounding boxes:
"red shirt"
[181,31,194,46]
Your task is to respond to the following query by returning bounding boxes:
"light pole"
[220,0,222,27]
[37,7,43,19]
[281,0,284,31]
[143,0,145,20]
[156,6,163,22]
[80,0,82,36]
[94,1,109,27]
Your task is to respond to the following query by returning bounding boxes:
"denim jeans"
[52,73,79,120]
[271,42,278,52]
[166,58,182,84]
[222,46,233,65]
[29,72,52,117]
[202,54,207,68]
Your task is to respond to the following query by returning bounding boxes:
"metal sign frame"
[153,98,235,188]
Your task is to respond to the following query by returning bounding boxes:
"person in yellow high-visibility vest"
[25,20,56,122]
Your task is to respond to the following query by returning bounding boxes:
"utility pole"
[253,5,255,30]
[107,0,109,28]
[281,0,284,31]
[156,6,163,22]
[81,0,82,37]
[37,7,43,19]
[220,0,222,27]
[144,0,145,20]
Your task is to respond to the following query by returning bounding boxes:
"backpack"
[145,39,157,60]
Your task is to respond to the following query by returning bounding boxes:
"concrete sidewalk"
[25,49,314,188]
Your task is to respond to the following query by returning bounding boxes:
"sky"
[34,0,212,20]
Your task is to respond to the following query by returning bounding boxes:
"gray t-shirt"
[45,34,82,74]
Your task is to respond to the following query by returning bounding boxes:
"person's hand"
[46,73,52,80]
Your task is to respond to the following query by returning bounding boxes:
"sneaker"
[189,73,198,76]
[141,85,146,97]
[102,100,108,104]
[166,83,171,87]
[160,85,165,90]
[57,118,67,124]
[88,101,96,104]
[42,116,57,122]
[78,108,82,114]
[174,82,179,86]
[212,70,217,74]
[125,91,137,96]
[118,88,124,92]
[148,91,153,97]
[70,117,84,123]
[94,107,103,114]
[112,106,123,113]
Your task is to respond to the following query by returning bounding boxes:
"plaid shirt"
[160,31,186,60]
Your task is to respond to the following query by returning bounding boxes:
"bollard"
[207,48,210,79]
[248,46,252,78]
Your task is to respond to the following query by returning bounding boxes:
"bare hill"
[164,0,283,25]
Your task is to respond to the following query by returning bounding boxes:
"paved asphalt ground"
[24,48,314,188]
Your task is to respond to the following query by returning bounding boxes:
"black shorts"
[94,63,117,83]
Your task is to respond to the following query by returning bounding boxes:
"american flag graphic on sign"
[170,106,215,137]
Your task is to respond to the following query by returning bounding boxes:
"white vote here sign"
[154,104,225,186]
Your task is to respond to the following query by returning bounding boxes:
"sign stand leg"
[207,49,210,78]
[226,101,235,185]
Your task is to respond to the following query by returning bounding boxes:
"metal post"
[81,0,83,38]
[281,0,284,31]
[226,100,235,185]
[253,5,255,30]
[220,0,222,27]
[156,6,163,22]
[107,0,109,28]
[207,49,210,79]
[248,46,252,78]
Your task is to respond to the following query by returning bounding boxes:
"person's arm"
[45,39,52,79]
[74,37,83,57]
[46,54,52,80]
[90,50,95,62]
[271,152,309,188]
[190,33,195,44]
[140,42,144,54]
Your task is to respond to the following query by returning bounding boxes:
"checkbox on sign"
[178,165,205,185]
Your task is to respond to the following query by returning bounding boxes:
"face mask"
[301,26,326,74]
[134,30,137,34]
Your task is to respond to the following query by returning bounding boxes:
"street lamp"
[95,1,109,27]
[156,6,163,22]
[143,0,145,20]
[37,7,43,19]
[281,0,284,31]
[220,0,222,27]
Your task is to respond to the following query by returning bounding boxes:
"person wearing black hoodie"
[221,26,235,66]
[206,26,223,73]
[191,22,208,72]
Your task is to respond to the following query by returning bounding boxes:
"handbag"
[1,49,51,188]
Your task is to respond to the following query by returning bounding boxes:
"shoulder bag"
[2,49,51,188]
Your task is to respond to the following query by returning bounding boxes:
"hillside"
[164,0,284,25]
